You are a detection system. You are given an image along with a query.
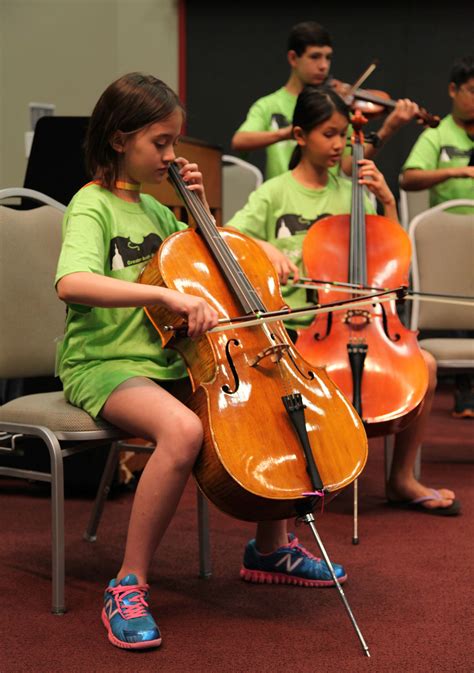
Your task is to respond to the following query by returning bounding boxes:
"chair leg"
[42,429,66,614]
[197,487,212,578]
[85,442,213,578]
[84,442,120,542]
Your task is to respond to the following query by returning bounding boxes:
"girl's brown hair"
[85,72,184,188]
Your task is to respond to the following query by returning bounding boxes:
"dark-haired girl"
[228,85,459,518]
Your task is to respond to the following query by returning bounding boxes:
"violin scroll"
[414,106,441,129]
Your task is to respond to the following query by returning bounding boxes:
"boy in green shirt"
[400,55,474,214]
[231,20,420,180]
[400,54,474,418]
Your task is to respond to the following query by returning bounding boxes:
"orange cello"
[140,162,367,520]
[296,110,429,438]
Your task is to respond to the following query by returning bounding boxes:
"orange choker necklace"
[115,180,141,191]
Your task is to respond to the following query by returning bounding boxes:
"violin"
[330,61,440,128]
[295,110,429,437]
[139,162,368,521]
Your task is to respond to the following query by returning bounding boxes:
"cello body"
[296,111,429,438]
[296,213,429,437]
[140,225,367,521]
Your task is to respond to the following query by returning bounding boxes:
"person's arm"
[357,159,399,223]
[400,166,474,191]
[251,240,299,284]
[56,155,218,338]
[231,95,293,152]
[57,272,218,338]
[231,127,293,152]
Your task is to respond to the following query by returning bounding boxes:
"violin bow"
[342,59,379,104]
[292,277,474,308]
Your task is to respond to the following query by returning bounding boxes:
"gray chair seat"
[0,391,121,438]
[419,338,474,366]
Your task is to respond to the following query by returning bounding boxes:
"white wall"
[0,0,179,187]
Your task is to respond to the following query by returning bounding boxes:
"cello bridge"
[248,343,290,367]
[343,309,371,330]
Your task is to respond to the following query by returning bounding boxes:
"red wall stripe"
[178,0,187,109]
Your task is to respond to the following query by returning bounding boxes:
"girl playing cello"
[55,73,347,652]
[226,85,460,517]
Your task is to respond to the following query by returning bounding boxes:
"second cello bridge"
[248,343,290,367]
[343,309,371,329]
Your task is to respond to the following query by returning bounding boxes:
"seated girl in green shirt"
[56,73,349,654]
[228,85,460,518]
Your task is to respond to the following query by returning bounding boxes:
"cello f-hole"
[313,312,333,341]
[379,302,401,342]
[221,338,241,394]
[286,350,316,382]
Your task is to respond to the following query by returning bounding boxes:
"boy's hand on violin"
[175,157,211,213]
[163,289,219,338]
[384,98,419,132]
[257,241,299,285]
[357,159,395,207]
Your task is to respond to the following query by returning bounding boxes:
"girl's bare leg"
[387,350,456,509]
[101,377,203,583]
[255,519,289,553]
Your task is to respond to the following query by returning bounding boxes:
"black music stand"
[23,116,90,208]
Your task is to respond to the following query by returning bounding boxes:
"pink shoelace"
[287,536,322,562]
[107,584,150,620]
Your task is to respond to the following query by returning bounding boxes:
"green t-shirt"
[237,87,298,180]
[226,171,375,328]
[402,114,474,213]
[55,183,187,418]
[236,86,349,180]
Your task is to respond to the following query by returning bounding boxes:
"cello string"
[168,164,265,314]
[170,164,266,311]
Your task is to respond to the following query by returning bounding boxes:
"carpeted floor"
[0,384,473,673]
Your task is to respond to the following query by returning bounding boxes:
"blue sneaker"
[102,574,162,649]
[240,534,347,587]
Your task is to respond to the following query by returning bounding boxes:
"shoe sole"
[101,608,162,649]
[240,567,347,587]
[452,410,474,418]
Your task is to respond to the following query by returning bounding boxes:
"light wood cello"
[139,161,372,654]
[140,163,368,520]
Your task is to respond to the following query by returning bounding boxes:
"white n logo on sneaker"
[274,553,303,573]
[104,598,119,621]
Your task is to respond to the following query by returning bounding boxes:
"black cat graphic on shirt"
[275,213,331,238]
[109,233,162,270]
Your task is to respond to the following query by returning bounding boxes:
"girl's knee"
[160,411,203,469]
[179,411,204,451]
